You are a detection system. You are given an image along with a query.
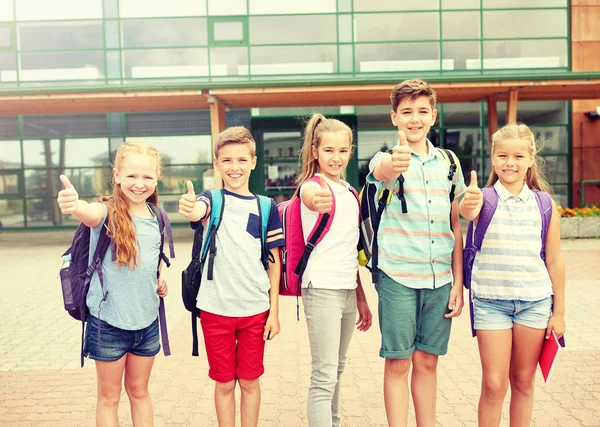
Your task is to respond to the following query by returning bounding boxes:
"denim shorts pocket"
[246,213,261,239]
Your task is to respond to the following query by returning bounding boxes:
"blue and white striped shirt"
[471,181,553,301]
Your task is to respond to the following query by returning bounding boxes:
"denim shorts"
[84,315,160,362]
[473,296,552,331]
[377,271,452,359]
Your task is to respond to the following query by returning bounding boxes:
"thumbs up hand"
[178,180,198,220]
[312,174,333,214]
[391,130,412,175]
[462,170,483,210]
[57,175,80,214]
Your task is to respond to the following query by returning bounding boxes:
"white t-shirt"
[299,177,359,290]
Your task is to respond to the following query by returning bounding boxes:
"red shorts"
[200,310,269,383]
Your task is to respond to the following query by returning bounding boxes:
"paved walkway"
[0,232,599,427]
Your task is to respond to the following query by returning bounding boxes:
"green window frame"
[208,16,248,47]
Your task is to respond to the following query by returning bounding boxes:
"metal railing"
[580,180,600,206]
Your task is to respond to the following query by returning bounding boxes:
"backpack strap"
[436,148,460,204]
[293,175,336,277]
[149,203,175,358]
[203,189,225,281]
[256,194,274,270]
[532,190,553,261]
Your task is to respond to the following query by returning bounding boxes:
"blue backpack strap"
[532,190,553,261]
[203,189,225,281]
[256,195,273,270]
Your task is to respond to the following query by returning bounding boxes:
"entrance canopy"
[1,73,599,116]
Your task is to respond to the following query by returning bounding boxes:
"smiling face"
[390,95,437,145]
[492,138,534,188]
[113,152,159,207]
[214,142,257,194]
[311,131,351,183]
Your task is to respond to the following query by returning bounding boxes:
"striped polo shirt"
[471,181,553,301]
[367,140,466,289]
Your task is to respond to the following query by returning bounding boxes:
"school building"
[0,0,599,229]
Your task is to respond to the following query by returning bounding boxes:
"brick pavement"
[0,232,599,427]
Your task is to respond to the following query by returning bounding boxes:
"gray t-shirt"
[196,190,284,317]
[86,204,161,330]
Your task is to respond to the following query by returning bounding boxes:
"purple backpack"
[463,187,553,337]
[59,204,175,366]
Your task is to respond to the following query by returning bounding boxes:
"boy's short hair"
[214,126,256,158]
[390,79,437,112]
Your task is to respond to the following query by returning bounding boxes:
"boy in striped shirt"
[367,79,466,427]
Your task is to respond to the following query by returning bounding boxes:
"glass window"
[19,51,105,81]
[532,126,568,155]
[108,113,123,137]
[0,140,21,166]
[356,42,440,72]
[249,0,336,14]
[481,39,567,69]
[0,27,12,48]
[357,130,397,160]
[0,0,13,21]
[103,0,119,18]
[16,0,103,21]
[104,20,120,49]
[338,14,352,43]
[483,10,567,39]
[442,41,480,70]
[125,111,212,136]
[442,0,479,9]
[18,22,103,50]
[208,0,247,15]
[213,21,244,42]
[0,200,24,228]
[160,165,213,194]
[354,0,438,11]
[550,184,568,207]
[23,138,110,168]
[0,118,19,140]
[121,18,207,48]
[123,48,209,78]
[106,50,122,79]
[22,114,107,138]
[210,47,248,76]
[483,0,566,7]
[126,135,213,165]
[249,15,336,45]
[444,128,482,156]
[0,53,16,83]
[443,103,481,126]
[515,101,569,125]
[248,45,337,75]
[339,44,353,73]
[442,12,480,39]
[119,0,207,18]
[543,155,568,184]
[354,13,439,42]
[338,0,352,12]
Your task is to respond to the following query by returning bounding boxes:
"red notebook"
[538,331,565,384]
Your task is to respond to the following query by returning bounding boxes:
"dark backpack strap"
[396,175,408,214]
[149,203,174,357]
[256,195,274,270]
[439,148,458,204]
[532,190,553,261]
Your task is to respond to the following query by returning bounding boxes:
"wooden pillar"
[486,95,498,147]
[209,96,226,189]
[506,89,519,124]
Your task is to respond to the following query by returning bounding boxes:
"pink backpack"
[277,176,359,318]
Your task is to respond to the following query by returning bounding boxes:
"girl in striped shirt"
[460,123,566,427]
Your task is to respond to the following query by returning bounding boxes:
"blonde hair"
[214,126,256,159]
[487,123,551,193]
[297,113,354,186]
[101,141,162,269]
[390,78,437,112]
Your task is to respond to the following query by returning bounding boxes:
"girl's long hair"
[486,123,551,193]
[101,141,162,269]
[297,113,354,186]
